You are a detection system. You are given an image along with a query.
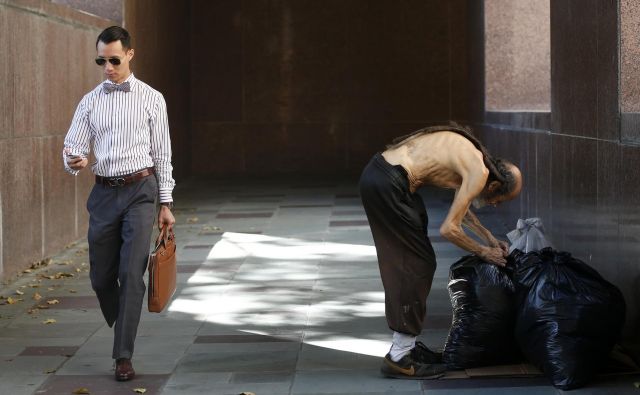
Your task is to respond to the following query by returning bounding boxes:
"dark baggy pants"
[359,153,437,336]
[87,175,157,359]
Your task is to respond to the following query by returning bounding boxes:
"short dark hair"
[96,26,131,49]
[488,157,517,196]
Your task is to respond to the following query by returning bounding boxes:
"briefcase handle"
[154,225,175,251]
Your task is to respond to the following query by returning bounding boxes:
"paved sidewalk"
[0,179,638,394]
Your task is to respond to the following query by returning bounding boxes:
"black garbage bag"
[442,255,522,369]
[511,248,626,390]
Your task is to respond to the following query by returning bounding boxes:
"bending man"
[359,124,522,379]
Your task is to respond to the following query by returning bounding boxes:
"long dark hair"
[386,122,511,186]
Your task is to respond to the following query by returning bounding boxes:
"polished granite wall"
[0,0,108,280]
[484,0,550,111]
[621,0,640,113]
[470,0,639,342]
[187,0,471,177]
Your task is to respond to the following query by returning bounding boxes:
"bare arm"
[439,158,507,266]
[462,209,508,253]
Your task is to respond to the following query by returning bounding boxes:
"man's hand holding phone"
[65,149,88,171]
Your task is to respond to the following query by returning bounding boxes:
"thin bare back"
[386,124,506,184]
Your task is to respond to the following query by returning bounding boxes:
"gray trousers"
[87,175,157,359]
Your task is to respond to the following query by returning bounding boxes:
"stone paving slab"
[35,374,170,395]
[1,180,638,394]
[0,374,50,395]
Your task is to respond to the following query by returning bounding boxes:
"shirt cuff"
[158,187,173,203]
[64,164,80,176]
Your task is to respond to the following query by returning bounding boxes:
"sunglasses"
[95,57,122,66]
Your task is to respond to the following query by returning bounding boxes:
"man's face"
[96,40,133,84]
[472,165,523,209]
[471,195,489,209]
[472,190,508,209]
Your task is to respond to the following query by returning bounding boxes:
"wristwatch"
[160,202,174,210]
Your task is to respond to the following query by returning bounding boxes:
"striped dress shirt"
[63,74,175,203]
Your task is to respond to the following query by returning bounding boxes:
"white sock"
[389,331,416,362]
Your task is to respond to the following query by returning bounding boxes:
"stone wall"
[184,0,470,177]
[469,0,639,343]
[0,0,109,280]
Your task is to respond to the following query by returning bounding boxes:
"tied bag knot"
[506,217,552,253]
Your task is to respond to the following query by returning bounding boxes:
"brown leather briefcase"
[148,226,177,313]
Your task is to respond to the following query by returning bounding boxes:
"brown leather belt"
[96,168,155,187]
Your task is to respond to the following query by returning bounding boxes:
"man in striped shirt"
[62,26,175,382]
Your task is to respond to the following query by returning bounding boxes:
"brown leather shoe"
[115,358,135,381]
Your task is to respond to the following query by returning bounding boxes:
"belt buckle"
[107,177,126,187]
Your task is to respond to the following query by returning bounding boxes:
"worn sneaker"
[411,341,443,364]
[381,352,446,380]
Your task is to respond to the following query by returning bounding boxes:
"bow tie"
[103,81,131,94]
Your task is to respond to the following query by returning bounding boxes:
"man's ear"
[487,180,501,193]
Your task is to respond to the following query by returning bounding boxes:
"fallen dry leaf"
[15,290,24,296]
[36,304,50,310]
[75,268,82,273]
[48,287,55,291]
[42,318,56,324]
[44,368,56,374]
[47,299,60,305]
[133,389,147,394]
[6,297,17,305]
[23,269,33,273]
[72,388,90,394]
[187,217,199,223]
[33,293,42,301]
[69,289,77,293]
[29,258,51,270]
